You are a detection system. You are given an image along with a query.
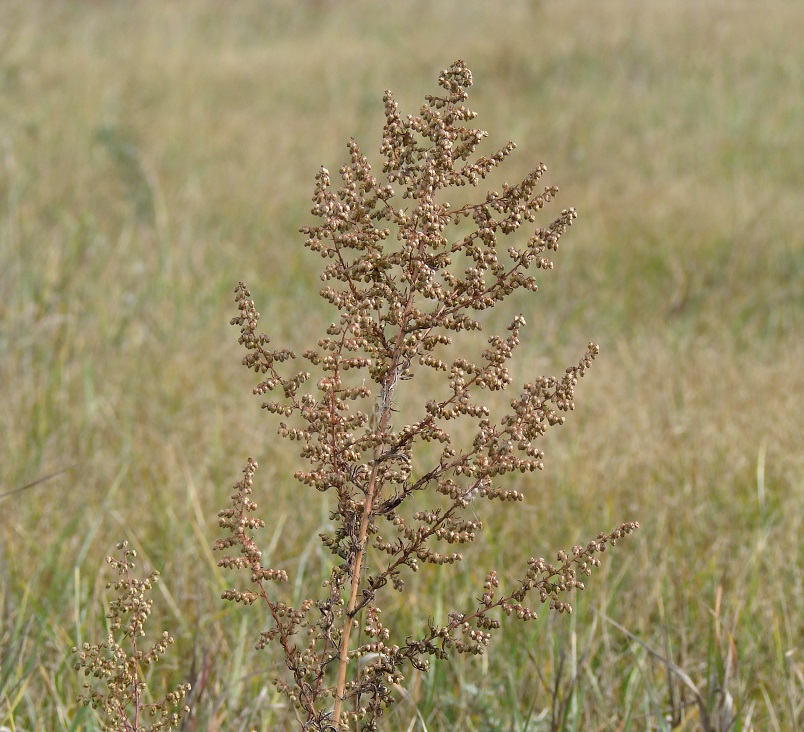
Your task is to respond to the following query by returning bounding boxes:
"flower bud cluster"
[212,61,637,729]
[73,542,191,727]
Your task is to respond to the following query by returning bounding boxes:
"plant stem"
[333,283,416,724]
[332,373,395,725]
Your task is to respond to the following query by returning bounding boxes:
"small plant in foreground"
[216,60,637,731]
[72,542,191,731]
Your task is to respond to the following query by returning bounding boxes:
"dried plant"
[215,60,637,731]
[72,542,191,731]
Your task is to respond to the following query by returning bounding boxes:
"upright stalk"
[215,61,637,732]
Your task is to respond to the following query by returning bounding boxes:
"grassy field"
[1,0,801,729]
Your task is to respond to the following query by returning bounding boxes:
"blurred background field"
[0,0,801,729]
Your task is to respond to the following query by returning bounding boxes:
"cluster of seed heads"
[72,542,191,731]
[216,60,637,731]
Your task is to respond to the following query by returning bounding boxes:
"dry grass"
[1,0,801,729]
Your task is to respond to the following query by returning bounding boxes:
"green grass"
[1,0,802,729]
